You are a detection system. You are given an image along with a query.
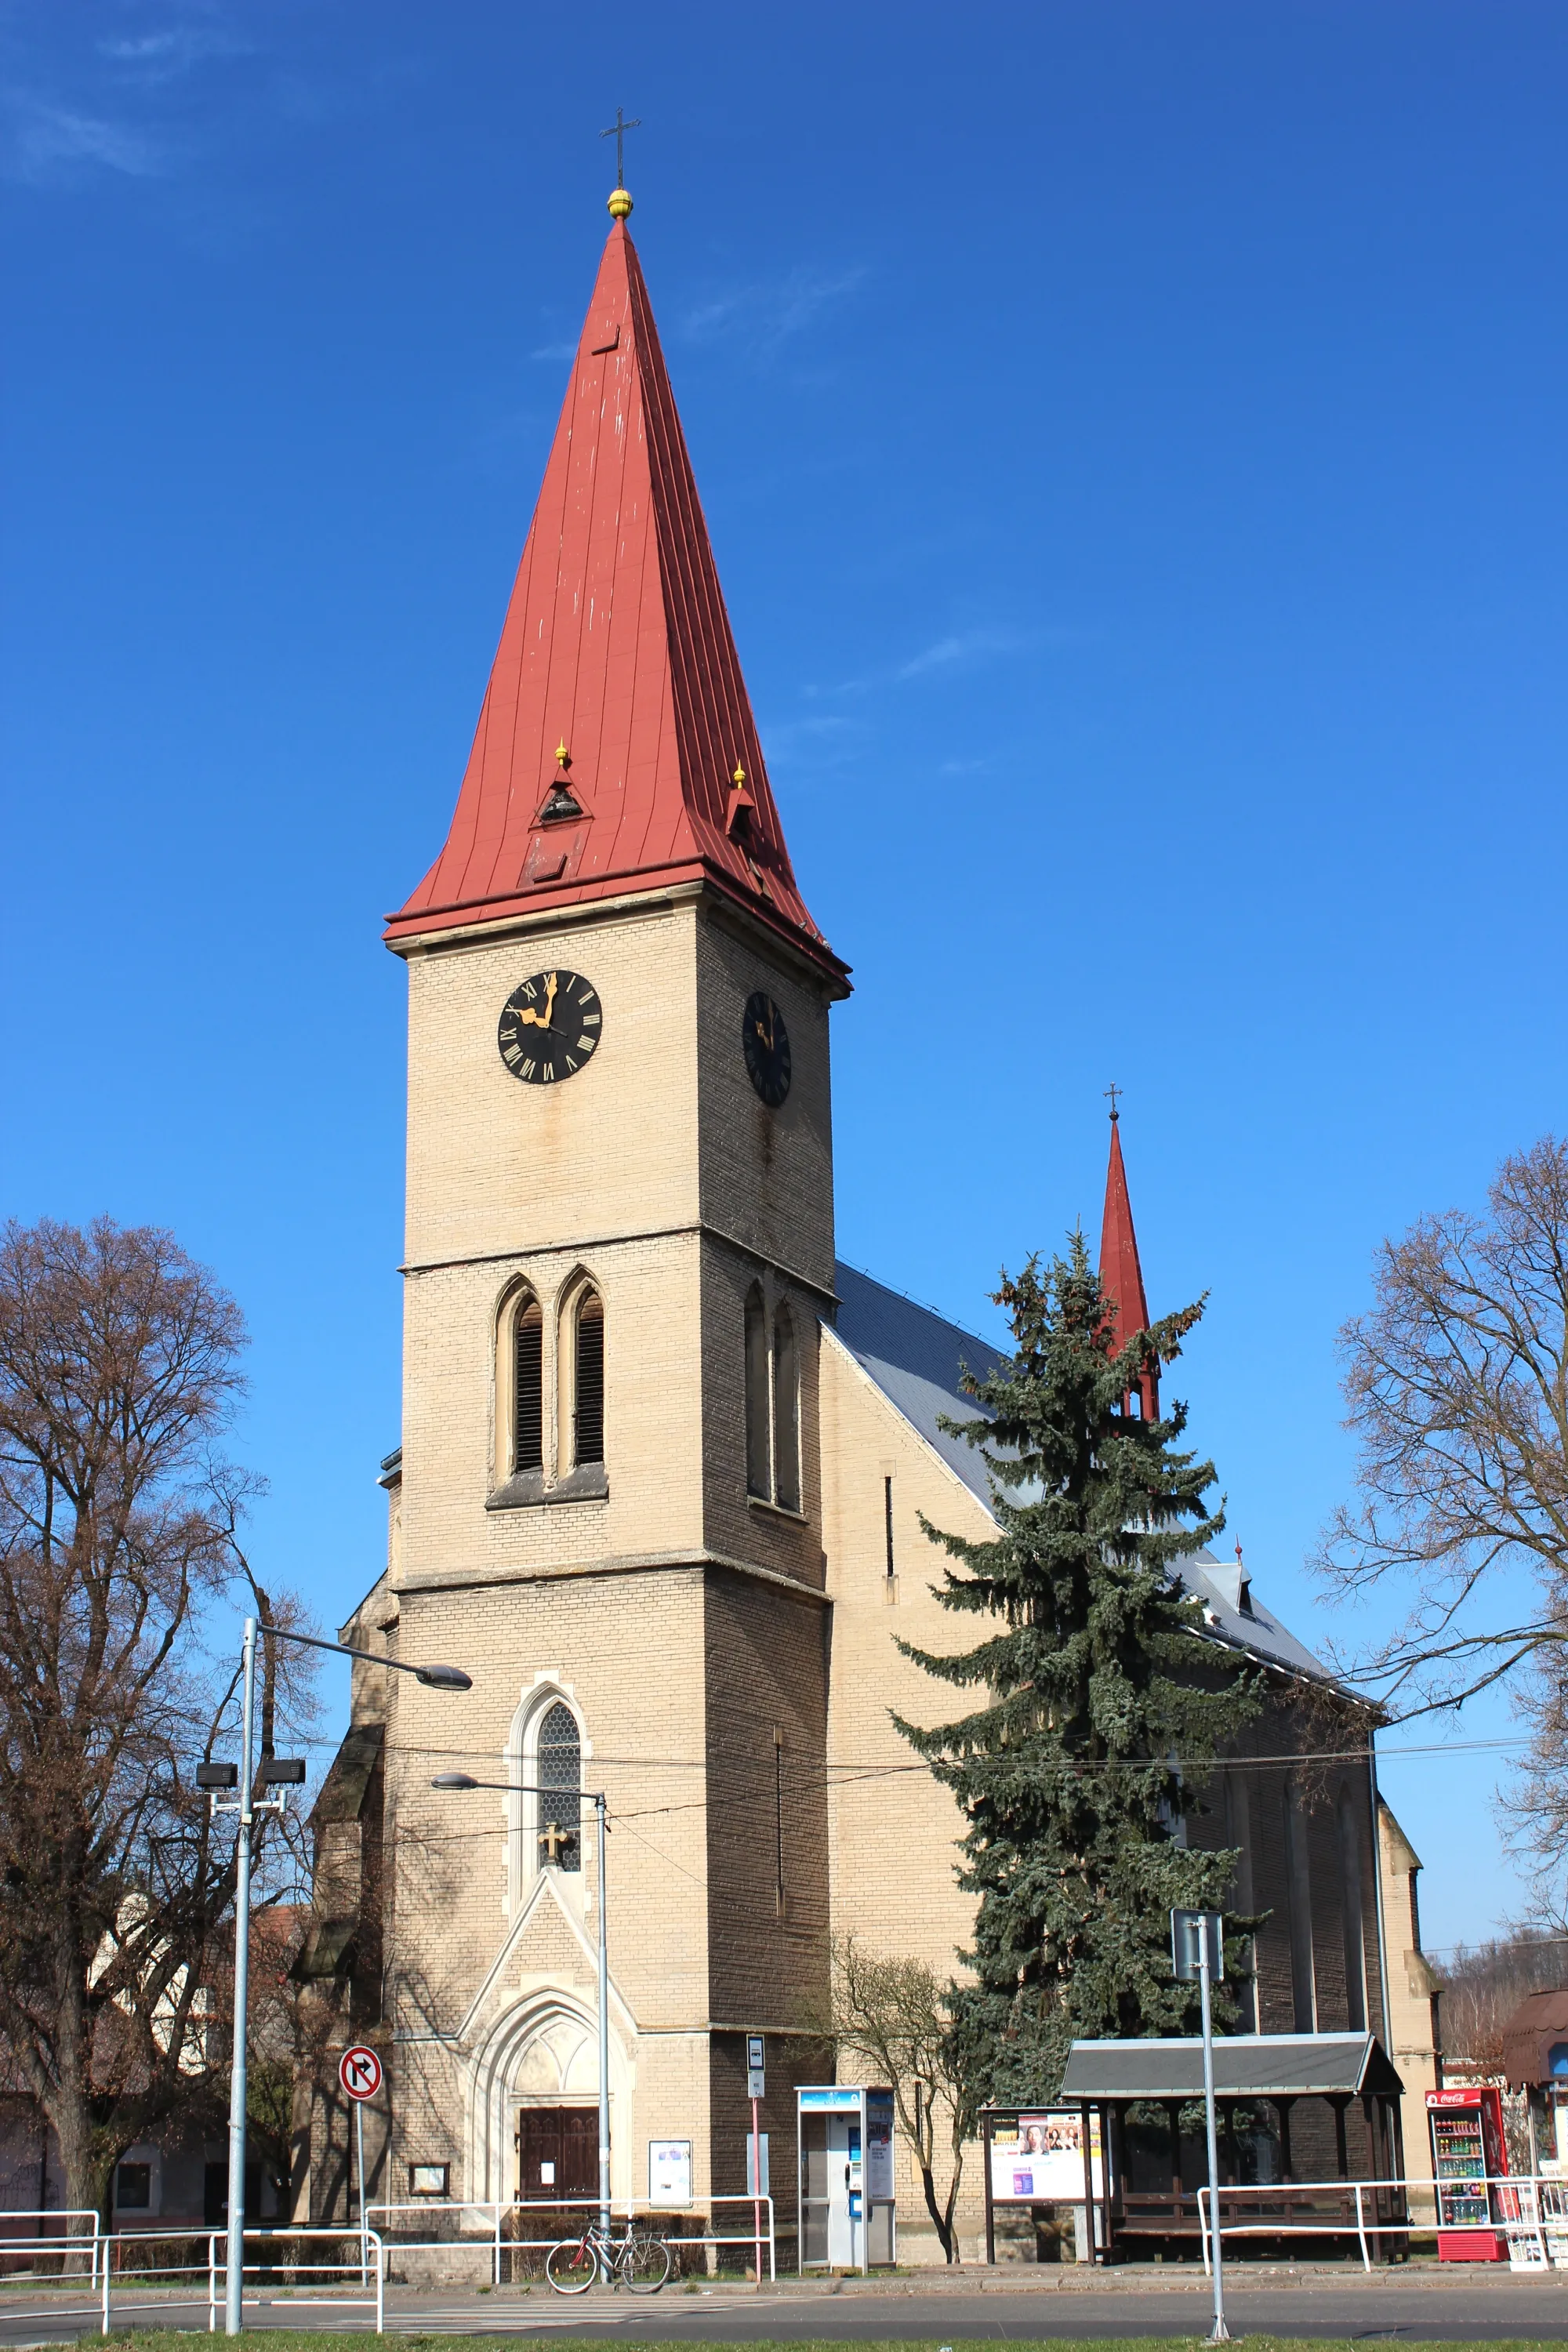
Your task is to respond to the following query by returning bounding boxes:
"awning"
[1501,1990,1568,2089]
[1060,2032,1404,2102]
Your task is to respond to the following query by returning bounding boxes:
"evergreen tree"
[897,1236,1260,2104]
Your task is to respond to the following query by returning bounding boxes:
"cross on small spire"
[1104,1081,1122,1122]
[600,107,641,191]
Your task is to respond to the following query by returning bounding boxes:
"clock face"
[742,990,791,1108]
[497,970,602,1085]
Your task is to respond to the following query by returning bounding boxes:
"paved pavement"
[0,2265,1566,2343]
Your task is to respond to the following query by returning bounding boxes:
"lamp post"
[1172,1907,1229,2345]
[432,1774,611,2266]
[205,1617,472,2336]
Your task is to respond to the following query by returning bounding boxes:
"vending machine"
[1427,2086,1509,2262]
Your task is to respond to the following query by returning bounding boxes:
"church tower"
[345,191,850,2224]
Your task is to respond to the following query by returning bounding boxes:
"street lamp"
[430,1773,612,2263]
[205,1616,473,2336]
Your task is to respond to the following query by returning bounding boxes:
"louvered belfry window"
[574,1290,604,1467]
[514,1298,543,1473]
[744,1287,771,1497]
[772,1305,800,1512]
[536,1701,582,1872]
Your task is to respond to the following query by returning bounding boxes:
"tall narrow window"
[773,1730,786,1913]
[1338,1788,1367,2031]
[536,1701,582,1873]
[514,1297,543,1474]
[1283,1779,1317,2033]
[573,1290,604,1468]
[745,1287,771,1498]
[884,1476,895,1579]
[771,1306,800,1512]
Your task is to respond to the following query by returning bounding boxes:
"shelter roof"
[1061,2032,1404,2102]
[386,220,844,985]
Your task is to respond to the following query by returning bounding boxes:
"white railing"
[1194,2171,1568,2276]
[366,2192,776,2282]
[0,2210,103,2284]
[205,2226,384,2333]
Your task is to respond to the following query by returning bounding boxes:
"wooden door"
[516,2107,598,2202]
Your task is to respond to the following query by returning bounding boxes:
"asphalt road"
[1,2272,1567,2345]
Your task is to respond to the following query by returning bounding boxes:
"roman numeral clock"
[497,970,603,1084]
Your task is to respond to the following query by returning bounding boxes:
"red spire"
[386,220,843,979]
[1098,1105,1159,1420]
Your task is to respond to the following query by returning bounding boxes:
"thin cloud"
[3,97,168,184]
[682,264,866,361]
[530,342,577,363]
[99,25,253,85]
[895,626,1033,681]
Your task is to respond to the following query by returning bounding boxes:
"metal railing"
[1194,2171,1568,2275]
[366,2193,776,2282]
[0,2210,103,2283]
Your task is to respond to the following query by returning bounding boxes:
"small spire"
[555,739,572,769]
[1098,1099,1158,1421]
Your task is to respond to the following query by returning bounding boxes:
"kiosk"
[796,2086,896,2271]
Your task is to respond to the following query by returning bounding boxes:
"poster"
[648,2140,692,2206]
[989,2111,1105,2203]
[866,2094,895,2200]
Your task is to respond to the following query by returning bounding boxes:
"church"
[297,182,1397,2259]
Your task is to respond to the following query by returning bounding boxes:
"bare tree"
[825,1937,977,2264]
[1434,1927,1568,2072]
[0,1216,312,2217]
[1316,1138,1568,1904]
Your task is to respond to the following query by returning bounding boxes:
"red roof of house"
[1099,1112,1159,1418]
[386,218,844,982]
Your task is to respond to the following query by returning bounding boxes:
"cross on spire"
[1104,1081,1122,1122]
[600,106,641,191]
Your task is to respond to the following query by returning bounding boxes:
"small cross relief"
[538,1818,576,1866]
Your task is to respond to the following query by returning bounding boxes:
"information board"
[648,2139,692,2206]
[989,2110,1105,2203]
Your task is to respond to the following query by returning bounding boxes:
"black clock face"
[742,990,791,1108]
[497,970,602,1085]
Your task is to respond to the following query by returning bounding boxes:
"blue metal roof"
[829,1259,1331,1683]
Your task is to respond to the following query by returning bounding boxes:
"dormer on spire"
[1098,1096,1159,1421]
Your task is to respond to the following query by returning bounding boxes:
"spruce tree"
[897,1236,1260,2104]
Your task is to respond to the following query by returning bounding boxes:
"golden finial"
[731,763,746,787]
[601,109,640,220]
[555,739,571,769]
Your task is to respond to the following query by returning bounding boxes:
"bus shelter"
[1059,2031,1407,2262]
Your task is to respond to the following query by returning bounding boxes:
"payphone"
[796,2085,895,2271]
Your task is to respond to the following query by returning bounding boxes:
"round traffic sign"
[339,2044,383,2102]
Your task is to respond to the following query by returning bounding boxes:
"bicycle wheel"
[545,2237,600,2294]
[622,2232,670,2294]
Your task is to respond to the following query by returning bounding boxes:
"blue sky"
[3,0,1565,1952]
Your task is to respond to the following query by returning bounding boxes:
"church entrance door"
[516,2107,598,2205]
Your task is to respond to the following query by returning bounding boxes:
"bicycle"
[544,2213,670,2294]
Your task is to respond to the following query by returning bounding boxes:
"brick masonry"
[299,877,1397,2262]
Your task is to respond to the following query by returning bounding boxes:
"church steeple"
[1098,1098,1159,1420]
[387,216,843,982]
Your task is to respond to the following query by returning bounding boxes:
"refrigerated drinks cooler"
[1427,2085,1508,2262]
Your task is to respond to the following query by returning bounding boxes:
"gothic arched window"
[744,1286,771,1498]
[536,1701,582,1873]
[512,1294,543,1474]
[772,1305,800,1513]
[572,1289,604,1468]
